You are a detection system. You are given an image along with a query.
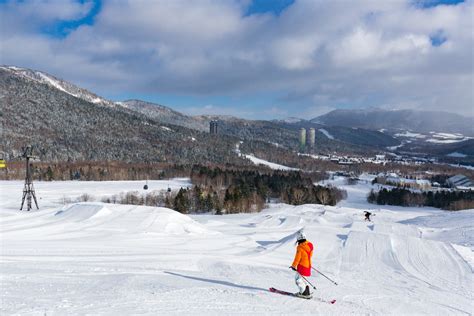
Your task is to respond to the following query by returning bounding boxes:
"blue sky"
[42,0,297,38]
[1,0,472,118]
[41,0,102,38]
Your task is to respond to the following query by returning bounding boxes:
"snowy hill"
[1,178,472,315]
[119,99,209,131]
[0,67,248,164]
[0,66,115,107]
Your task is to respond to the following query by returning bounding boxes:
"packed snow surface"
[1,178,472,315]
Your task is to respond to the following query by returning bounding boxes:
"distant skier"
[290,231,313,298]
[364,211,372,222]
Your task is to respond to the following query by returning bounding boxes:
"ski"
[321,298,337,304]
[269,287,336,304]
[269,287,311,299]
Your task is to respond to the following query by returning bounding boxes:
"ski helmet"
[296,231,306,242]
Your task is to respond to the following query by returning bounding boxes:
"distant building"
[307,128,315,149]
[377,173,431,190]
[447,174,473,189]
[210,120,218,135]
[299,128,306,151]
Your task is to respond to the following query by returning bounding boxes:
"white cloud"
[1,0,472,117]
[0,0,93,29]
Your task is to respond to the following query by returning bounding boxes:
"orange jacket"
[291,241,313,276]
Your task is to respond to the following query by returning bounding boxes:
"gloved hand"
[289,266,296,271]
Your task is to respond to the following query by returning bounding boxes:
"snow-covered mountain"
[312,109,474,137]
[273,117,304,124]
[0,66,245,164]
[0,65,116,107]
[2,65,471,162]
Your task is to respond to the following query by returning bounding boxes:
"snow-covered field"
[393,130,472,144]
[1,178,473,315]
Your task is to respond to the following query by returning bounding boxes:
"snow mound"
[372,222,421,237]
[54,203,112,221]
[256,231,297,248]
[245,213,304,229]
[342,231,472,292]
[54,203,213,235]
[400,210,474,249]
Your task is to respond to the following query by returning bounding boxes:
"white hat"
[296,231,306,241]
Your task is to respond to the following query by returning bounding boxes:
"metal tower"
[20,146,39,211]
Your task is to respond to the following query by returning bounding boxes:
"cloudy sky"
[1,0,472,119]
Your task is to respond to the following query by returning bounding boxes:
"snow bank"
[54,203,213,235]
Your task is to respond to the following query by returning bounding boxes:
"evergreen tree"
[174,188,189,213]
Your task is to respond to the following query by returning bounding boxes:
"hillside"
[3,66,472,165]
[0,66,404,165]
[119,101,399,154]
[119,99,208,132]
[274,120,400,149]
[0,66,115,107]
[0,67,244,164]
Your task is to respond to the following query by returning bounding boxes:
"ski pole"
[312,267,338,285]
[297,272,317,290]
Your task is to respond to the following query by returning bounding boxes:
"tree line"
[186,166,346,214]
[367,187,474,211]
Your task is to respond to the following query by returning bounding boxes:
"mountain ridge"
[2,65,472,164]
[312,108,474,136]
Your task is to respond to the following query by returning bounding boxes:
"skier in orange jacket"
[290,231,314,297]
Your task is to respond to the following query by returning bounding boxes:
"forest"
[367,187,474,211]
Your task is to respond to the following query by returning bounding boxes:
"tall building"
[308,128,315,149]
[299,128,306,151]
[209,120,218,134]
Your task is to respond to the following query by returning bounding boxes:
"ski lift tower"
[20,146,39,211]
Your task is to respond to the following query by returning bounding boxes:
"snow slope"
[234,142,298,171]
[244,154,299,171]
[1,179,472,315]
[319,129,335,140]
[1,66,115,107]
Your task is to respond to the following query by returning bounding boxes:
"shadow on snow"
[164,271,268,292]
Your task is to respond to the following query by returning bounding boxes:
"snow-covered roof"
[447,174,472,187]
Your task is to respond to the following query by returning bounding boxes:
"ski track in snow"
[0,178,473,315]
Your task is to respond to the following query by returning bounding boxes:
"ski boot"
[295,286,312,299]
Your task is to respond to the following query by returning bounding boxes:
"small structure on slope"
[20,146,39,211]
